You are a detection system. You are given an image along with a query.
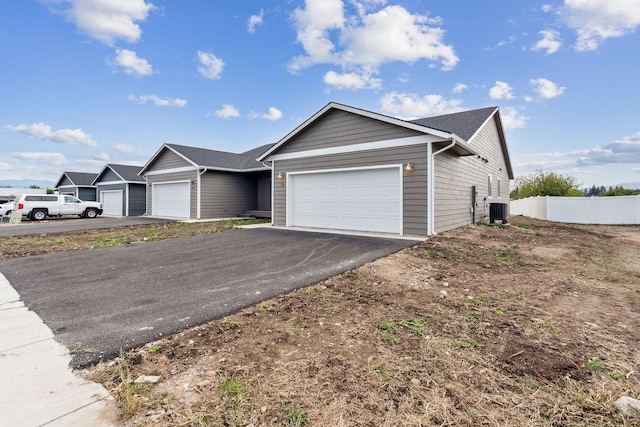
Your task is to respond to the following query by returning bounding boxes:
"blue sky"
[2,0,639,189]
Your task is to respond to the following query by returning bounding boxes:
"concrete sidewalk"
[0,274,118,427]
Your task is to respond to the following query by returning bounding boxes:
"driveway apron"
[0,228,416,367]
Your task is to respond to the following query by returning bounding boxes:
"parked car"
[14,194,103,221]
[0,201,15,216]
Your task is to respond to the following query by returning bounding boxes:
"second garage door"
[152,182,190,218]
[288,167,402,234]
[101,190,123,216]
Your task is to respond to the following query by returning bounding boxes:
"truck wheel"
[84,208,98,219]
[32,209,47,221]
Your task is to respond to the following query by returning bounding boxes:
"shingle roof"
[64,172,98,186]
[107,164,145,183]
[165,143,274,171]
[410,107,497,141]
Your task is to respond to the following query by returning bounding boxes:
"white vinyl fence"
[510,195,640,225]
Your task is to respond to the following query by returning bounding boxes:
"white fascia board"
[91,164,112,185]
[97,180,143,185]
[265,135,443,162]
[465,107,498,144]
[144,166,198,176]
[200,166,270,173]
[257,102,453,161]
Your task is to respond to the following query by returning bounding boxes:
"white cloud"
[214,104,240,119]
[452,83,468,93]
[12,152,68,166]
[542,4,554,13]
[489,81,515,100]
[127,94,187,107]
[500,107,527,130]
[379,92,464,119]
[76,152,111,167]
[578,132,640,165]
[43,0,155,46]
[530,77,566,99]
[111,49,153,77]
[531,29,562,55]
[248,9,264,33]
[197,51,225,80]
[258,107,283,121]
[323,70,382,90]
[114,143,133,153]
[4,123,98,147]
[518,132,640,170]
[560,0,640,51]
[94,152,110,162]
[289,1,458,78]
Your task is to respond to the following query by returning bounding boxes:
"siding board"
[434,117,510,233]
[277,110,422,154]
[147,149,191,171]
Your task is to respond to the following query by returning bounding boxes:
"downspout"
[197,168,207,220]
[428,138,457,236]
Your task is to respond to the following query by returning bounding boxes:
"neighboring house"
[257,102,514,236]
[92,164,146,216]
[139,143,274,219]
[55,172,98,201]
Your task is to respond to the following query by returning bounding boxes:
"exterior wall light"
[405,162,415,173]
[277,171,285,179]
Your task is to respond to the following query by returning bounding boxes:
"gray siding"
[146,171,198,218]
[147,149,192,171]
[98,183,126,215]
[98,168,121,182]
[128,184,146,216]
[200,172,257,218]
[58,176,73,186]
[434,117,510,233]
[78,187,97,201]
[277,109,422,154]
[273,145,429,235]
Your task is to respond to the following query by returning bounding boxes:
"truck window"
[64,196,81,204]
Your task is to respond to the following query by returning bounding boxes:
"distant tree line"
[582,185,640,197]
[511,170,640,200]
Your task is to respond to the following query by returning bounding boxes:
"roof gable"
[258,102,455,160]
[140,143,274,175]
[94,164,145,184]
[55,171,98,188]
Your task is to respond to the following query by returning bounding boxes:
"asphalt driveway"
[0,228,417,367]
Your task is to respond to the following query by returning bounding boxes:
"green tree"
[510,170,583,200]
[29,185,40,189]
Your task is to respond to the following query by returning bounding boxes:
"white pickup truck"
[14,194,103,220]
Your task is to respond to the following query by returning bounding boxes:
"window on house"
[487,175,493,198]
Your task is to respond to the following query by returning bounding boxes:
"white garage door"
[289,167,402,234]
[153,182,190,218]
[101,191,123,216]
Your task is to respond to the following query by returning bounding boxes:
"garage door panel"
[101,191,123,216]
[289,168,402,234]
[153,182,190,218]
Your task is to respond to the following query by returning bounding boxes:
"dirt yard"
[3,217,640,426]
